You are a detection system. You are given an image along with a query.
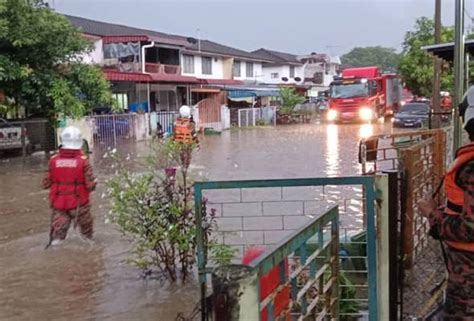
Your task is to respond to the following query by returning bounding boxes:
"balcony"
[102,61,181,76]
[145,63,181,75]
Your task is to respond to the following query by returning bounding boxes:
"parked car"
[393,103,430,128]
[0,118,30,153]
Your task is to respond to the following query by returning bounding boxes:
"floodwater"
[0,122,396,321]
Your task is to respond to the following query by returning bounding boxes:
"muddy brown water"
[0,123,396,321]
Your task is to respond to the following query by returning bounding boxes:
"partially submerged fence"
[90,113,138,148]
[238,107,277,127]
[195,176,379,321]
[150,111,177,136]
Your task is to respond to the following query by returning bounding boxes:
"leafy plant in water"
[339,272,360,320]
[279,87,305,114]
[106,140,215,282]
[209,242,238,266]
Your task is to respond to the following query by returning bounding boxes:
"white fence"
[193,104,230,132]
[90,114,138,147]
[238,106,277,127]
[150,111,177,136]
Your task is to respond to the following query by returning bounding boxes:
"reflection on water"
[359,124,374,139]
[0,123,395,321]
[326,124,339,176]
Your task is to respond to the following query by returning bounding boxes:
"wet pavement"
[0,122,397,321]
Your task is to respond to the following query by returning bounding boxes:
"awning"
[422,39,474,62]
[102,35,188,47]
[103,69,200,83]
[191,88,221,93]
[228,90,280,99]
[104,70,151,82]
[149,73,200,83]
[199,79,245,85]
[102,35,148,44]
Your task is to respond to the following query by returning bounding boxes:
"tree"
[279,87,305,114]
[399,17,454,97]
[341,47,401,72]
[0,0,112,120]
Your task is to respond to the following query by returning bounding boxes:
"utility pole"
[453,0,465,153]
[432,0,442,128]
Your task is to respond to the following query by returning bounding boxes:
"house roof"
[251,48,302,65]
[422,39,474,62]
[65,15,267,62]
[65,15,189,46]
[184,40,269,62]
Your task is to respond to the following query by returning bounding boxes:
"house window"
[183,55,194,74]
[233,60,241,77]
[246,62,254,77]
[202,56,212,75]
[271,73,279,79]
[290,66,295,78]
[112,93,129,110]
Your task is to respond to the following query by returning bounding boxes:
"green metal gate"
[194,176,379,321]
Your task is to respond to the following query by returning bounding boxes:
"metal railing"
[249,206,339,320]
[151,111,177,136]
[195,176,378,321]
[144,62,181,75]
[90,113,137,148]
[237,107,277,127]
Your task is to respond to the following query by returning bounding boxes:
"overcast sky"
[54,0,472,56]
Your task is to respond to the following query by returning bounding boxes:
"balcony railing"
[102,60,181,75]
[145,63,181,75]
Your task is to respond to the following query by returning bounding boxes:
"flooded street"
[0,123,396,321]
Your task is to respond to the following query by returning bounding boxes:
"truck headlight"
[327,109,338,121]
[359,107,373,121]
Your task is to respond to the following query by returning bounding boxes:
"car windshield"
[399,104,429,113]
[330,83,369,99]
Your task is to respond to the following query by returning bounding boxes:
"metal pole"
[453,0,465,153]
[466,53,470,91]
[432,0,442,128]
[147,83,151,136]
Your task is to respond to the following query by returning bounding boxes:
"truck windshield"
[330,83,369,99]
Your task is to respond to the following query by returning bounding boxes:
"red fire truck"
[327,66,403,123]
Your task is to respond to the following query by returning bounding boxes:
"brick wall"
[204,185,363,260]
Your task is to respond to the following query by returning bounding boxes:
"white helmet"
[61,126,83,150]
[179,105,191,118]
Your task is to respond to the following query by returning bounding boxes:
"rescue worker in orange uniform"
[173,105,198,145]
[43,126,97,247]
[420,86,474,319]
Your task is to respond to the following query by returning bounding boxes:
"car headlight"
[359,107,373,121]
[327,109,338,121]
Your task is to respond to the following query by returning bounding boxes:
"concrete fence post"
[375,174,390,321]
